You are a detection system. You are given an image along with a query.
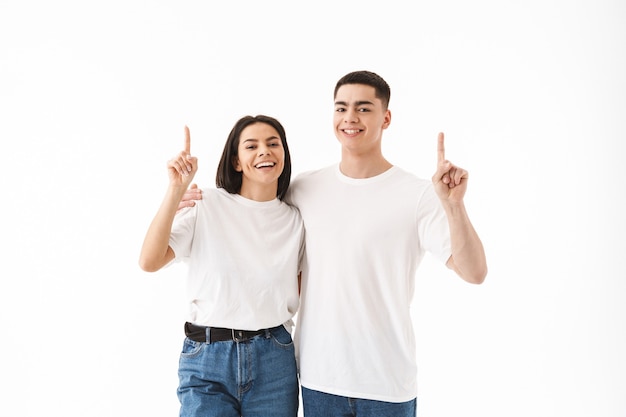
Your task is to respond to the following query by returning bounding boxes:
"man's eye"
[358,108,370,112]
[335,108,345,112]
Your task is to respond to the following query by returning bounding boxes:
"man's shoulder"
[285,164,336,205]
[292,164,336,185]
[294,164,335,178]
[390,165,431,186]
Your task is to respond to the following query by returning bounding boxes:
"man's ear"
[382,109,392,129]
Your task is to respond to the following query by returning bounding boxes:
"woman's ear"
[233,156,242,172]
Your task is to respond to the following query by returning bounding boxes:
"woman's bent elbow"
[467,266,488,285]
[138,256,161,273]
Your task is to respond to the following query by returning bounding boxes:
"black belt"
[184,322,275,343]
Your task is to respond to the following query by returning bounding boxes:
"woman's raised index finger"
[437,132,445,162]
[184,125,191,153]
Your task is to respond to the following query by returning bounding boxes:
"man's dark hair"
[334,70,391,109]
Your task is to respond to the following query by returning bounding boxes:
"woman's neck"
[239,182,278,202]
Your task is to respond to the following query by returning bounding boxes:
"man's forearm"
[444,201,488,284]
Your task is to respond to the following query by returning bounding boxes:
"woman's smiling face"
[234,122,285,200]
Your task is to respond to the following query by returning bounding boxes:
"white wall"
[1,1,624,416]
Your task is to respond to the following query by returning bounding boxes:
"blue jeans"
[177,325,298,417]
[302,386,416,417]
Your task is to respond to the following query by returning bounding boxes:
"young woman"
[139,115,304,417]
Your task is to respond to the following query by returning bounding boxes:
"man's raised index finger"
[437,132,445,162]
[184,125,191,153]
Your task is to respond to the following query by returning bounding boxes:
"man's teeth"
[255,162,275,168]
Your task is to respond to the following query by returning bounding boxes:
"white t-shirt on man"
[286,164,451,403]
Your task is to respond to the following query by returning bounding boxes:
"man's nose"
[344,108,359,123]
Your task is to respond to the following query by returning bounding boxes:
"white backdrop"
[1,1,624,416]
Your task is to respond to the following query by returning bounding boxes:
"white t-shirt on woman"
[169,187,305,331]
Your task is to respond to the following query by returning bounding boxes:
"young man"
[179,71,487,416]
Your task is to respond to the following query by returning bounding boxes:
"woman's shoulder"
[200,187,233,203]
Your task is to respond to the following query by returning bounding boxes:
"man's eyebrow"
[334,100,375,106]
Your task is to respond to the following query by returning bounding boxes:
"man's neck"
[339,152,392,179]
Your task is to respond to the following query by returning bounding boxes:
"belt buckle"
[231,329,246,342]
